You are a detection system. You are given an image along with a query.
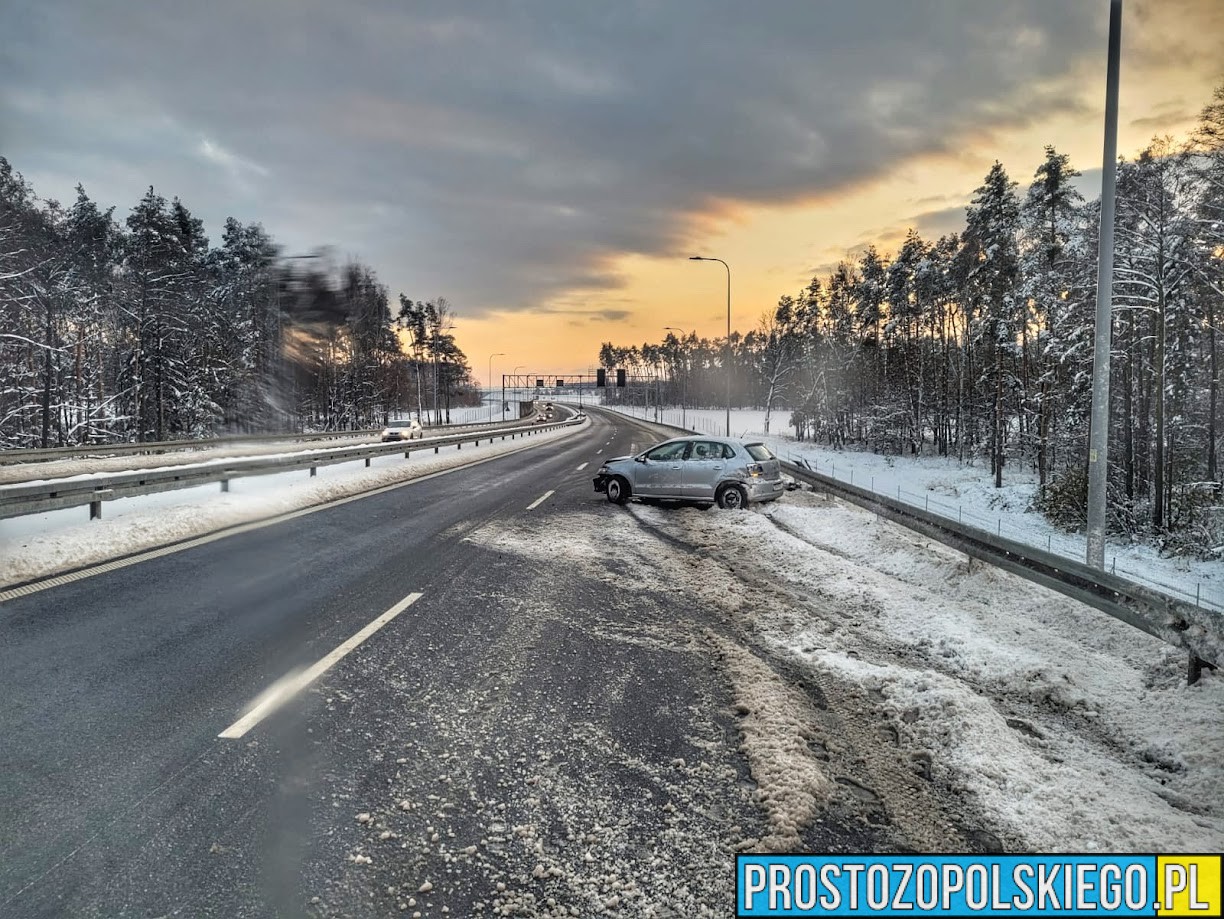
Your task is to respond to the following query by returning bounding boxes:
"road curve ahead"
[1,408,972,918]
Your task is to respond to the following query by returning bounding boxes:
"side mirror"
[635,455,647,464]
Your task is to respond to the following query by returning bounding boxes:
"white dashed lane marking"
[526,490,555,511]
[218,591,424,739]
[576,462,588,471]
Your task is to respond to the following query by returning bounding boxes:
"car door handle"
[669,464,681,469]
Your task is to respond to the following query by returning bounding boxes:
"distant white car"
[381,419,423,441]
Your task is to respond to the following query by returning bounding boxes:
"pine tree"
[1020,146,1084,487]
[1114,142,1197,529]
[1192,83,1224,483]
[962,162,1021,487]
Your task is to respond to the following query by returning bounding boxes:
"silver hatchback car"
[593,436,784,509]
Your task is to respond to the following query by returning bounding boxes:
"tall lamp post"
[690,256,731,437]
[664,326,692,430]
[487,352,505,422]
[1086,0,1122,572]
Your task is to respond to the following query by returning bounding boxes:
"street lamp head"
[689,256,704,261]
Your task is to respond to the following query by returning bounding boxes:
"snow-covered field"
[598,402,1224,615]
[0,422,582,589]
[412,401,525,426]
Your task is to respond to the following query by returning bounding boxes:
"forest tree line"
[0,161,476,448]
[600,85,1224,548]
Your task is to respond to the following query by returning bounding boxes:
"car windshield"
[745,444,774,461]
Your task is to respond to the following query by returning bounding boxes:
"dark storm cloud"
[1,0,1107,313]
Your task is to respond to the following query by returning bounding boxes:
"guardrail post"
[310,466,316,477]
[1189,654,1207,685]
[90,499,102,520]
[434,446,439,454]
[221,479,230,493]
[404,450,410,458]
[365,458,371,467]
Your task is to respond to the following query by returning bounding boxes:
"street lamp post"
[1086,0,1122,571]
[488,352,505,423]
[690,256,731,437]
[664,326,692,430]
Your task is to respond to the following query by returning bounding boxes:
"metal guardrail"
[781,460,1219,683]
[0,413,541,465]
[0,418,579,522]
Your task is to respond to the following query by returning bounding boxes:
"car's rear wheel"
[606,476,630,505]
[717,484,747,510]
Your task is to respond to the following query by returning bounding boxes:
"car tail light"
[747,463,764,477]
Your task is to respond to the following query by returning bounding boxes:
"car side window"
[691,441,722,461]
[646,442,688,461]
[721,443,737,459]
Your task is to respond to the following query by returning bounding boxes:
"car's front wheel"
[606,476,630,505]
[717,484,747,510]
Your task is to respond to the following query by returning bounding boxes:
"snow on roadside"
[0,422,582,588]
[0,434,380,484]
[810,649,1221,852]
[712,634,833,852]
[633,490,1224,851]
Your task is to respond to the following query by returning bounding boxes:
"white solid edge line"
[526,489,555,511]
[576,462,588,471]
[218,591,423,739]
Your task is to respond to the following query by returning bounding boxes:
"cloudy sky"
[3,0,1222,382]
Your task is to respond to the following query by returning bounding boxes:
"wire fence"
[790,454,1224,615]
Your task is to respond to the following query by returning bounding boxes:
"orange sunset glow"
[456,0,1222,385]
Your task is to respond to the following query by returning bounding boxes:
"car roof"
[661,434,755,445]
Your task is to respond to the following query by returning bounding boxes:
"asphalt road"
[0,408,959,918]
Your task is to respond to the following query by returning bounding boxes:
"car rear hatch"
[744,443,782,480]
